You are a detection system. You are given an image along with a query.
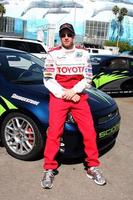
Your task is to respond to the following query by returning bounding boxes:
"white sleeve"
[72,52,93,93]
[43,53,65,98]
[43,78,65,98]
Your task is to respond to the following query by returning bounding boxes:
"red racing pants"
[43,94,100,170]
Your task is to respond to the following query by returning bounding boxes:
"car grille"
[98,108,119,124]
[66,113,75,123]
[66,108,119,125]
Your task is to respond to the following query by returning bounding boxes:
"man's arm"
[43,53,65,98]
[62,51,92,99]
[72,51,93,93]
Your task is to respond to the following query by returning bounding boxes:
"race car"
[0,47,121,161]
[91,54,133,95]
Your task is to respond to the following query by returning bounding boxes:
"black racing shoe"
[86,167,106,186]
[41,170,54,189]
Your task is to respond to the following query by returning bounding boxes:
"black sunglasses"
[60,33,74,38]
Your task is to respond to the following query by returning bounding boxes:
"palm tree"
[111,6,119,41]
[0,3,6,31]
[112,6,128,47]
[112,5,119,16]
[0,4,6,17]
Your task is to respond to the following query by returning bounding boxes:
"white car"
[0,36,48,60]
[87,48,113,55]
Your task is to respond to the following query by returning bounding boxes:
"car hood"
[86,87,116,111]
[19,84,115,112]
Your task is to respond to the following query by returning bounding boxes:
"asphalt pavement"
[0,97,133,200]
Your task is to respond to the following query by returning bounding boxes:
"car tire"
[1,112,44,161]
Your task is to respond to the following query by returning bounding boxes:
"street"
[0,97,133,200]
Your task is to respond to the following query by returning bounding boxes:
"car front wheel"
[1,112,44,161]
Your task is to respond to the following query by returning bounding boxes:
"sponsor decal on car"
[0,96,17,116]
[11,93,40,105]
[93,72,128,88]
[99,123,120,139]
[107,90,133,94]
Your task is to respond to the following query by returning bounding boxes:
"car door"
[120,58,133,92]
[93,56,131,93]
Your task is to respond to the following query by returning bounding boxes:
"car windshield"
[2,40,47,53]
[0,51,44,84]
[90,55,110,65]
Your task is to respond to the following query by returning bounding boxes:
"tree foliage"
[0,4,6,31]
[0,4,6,17]
[112,5,119,15]
[111,5,128,46]
[104,40,133,52]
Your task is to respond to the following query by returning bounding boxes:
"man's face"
[60,29,75,49]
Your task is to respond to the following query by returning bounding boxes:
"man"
[41,23,106,189]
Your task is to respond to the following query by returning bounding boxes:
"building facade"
[0,16,26,37]
[1,16,133,48]
[83,20,109,48]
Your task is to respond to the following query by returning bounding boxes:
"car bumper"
[60,116,120,159]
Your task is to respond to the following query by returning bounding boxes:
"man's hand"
[62,89,80,102]
[71,94,80,102]
[62,89,76,100]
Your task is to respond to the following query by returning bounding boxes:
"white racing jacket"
[43,45,93,98]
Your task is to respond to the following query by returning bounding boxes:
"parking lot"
[0,97,133,200]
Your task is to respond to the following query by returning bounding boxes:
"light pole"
[74,3,76,29]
